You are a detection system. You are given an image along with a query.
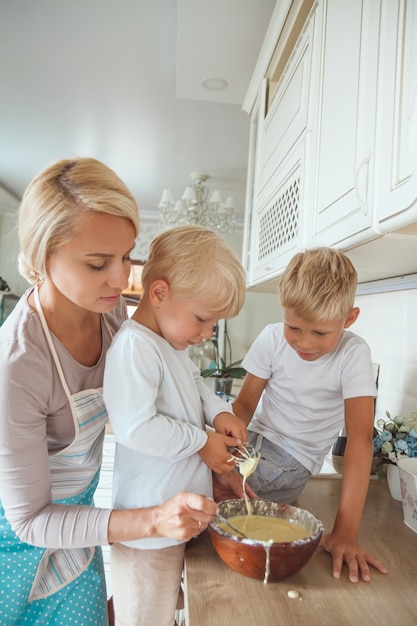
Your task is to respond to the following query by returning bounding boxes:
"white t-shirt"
[103,319,234,549]
[242,323,376,474]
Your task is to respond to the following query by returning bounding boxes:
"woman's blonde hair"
[141,225,246,318]
[278,247,357,321]
[18,157,140,284]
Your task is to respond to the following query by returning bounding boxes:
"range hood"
[345,223,417,284]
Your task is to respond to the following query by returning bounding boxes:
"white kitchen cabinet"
[374,0,417,232]
[241,82,264,284]
[242,0,417,289]
[309,0,381,248]
[249,142,307,284]
[244,2,318,286]
[257,10,316,196]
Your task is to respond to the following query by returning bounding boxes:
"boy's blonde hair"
[18,157,140,284]
[278,247,357,321]
[141,225,246,318]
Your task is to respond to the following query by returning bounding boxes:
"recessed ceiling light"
[201,77,229,91]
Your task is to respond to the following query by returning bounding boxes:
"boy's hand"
[320,531,388,583]
[199,430,241,474]
[213,411,247,442]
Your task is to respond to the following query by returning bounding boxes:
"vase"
[214,376,233,398]
[397,458,417,533]
[386,464,402,501]
[331,436,347,474]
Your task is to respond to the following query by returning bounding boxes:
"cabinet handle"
[355,152,371,216]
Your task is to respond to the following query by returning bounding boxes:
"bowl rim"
[210,498,324,547]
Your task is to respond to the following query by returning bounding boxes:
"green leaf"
[200,362,246,379]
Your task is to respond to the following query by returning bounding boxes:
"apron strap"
[34,286,73,402]
[33,286,113,403]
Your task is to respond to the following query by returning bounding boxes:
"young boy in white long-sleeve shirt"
[103,225,247,626]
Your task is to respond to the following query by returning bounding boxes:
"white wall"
[354,286,417,423]
[220,226,283,362]
[0,213,28,296]
[226,290,281,361]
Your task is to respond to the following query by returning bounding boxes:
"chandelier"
[158,173,237,234]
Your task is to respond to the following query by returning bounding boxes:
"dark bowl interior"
[208,499,323,582]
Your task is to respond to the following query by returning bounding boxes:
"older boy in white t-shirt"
[233,247,387,584]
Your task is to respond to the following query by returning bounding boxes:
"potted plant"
[201,356,246,397]
[200,323,246,398]
[373,410,417,474]
[373,410,417,500]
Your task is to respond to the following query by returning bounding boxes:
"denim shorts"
[246,432,311,505]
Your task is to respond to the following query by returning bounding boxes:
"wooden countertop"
[184,476,417,626]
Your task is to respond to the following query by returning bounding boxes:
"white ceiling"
[0,0,276,222]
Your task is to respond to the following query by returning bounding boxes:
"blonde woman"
[0,159,217,625]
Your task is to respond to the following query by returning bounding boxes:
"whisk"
[227,442,260,514]
[227,443,260,477]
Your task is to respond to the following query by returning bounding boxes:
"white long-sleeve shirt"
[103,319,234,549]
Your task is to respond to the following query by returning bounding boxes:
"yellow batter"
[219,514,311,543]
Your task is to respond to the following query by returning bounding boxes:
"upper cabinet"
[243,0,318,284]
[374,0,417,232]
[309,0,381,248]
[243,0,417,289]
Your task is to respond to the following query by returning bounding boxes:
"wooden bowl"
[208,499,323,582]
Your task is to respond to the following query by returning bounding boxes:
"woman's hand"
[151,492,217,541]
[108,492,217,544]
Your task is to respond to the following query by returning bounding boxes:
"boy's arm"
[232,373,267,426]
[213,412,247,442]
[203,372,267,473]
[212,469,258,502]
[320,396,388,582]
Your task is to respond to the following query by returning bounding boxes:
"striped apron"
[0,288,110,624]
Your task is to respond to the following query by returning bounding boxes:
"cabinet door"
[245,7,317,287]
[249,142,307,285]
[258,14,315,194]
[242,81,266,282]
[310,0,381,247]
[375,0,417,231]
